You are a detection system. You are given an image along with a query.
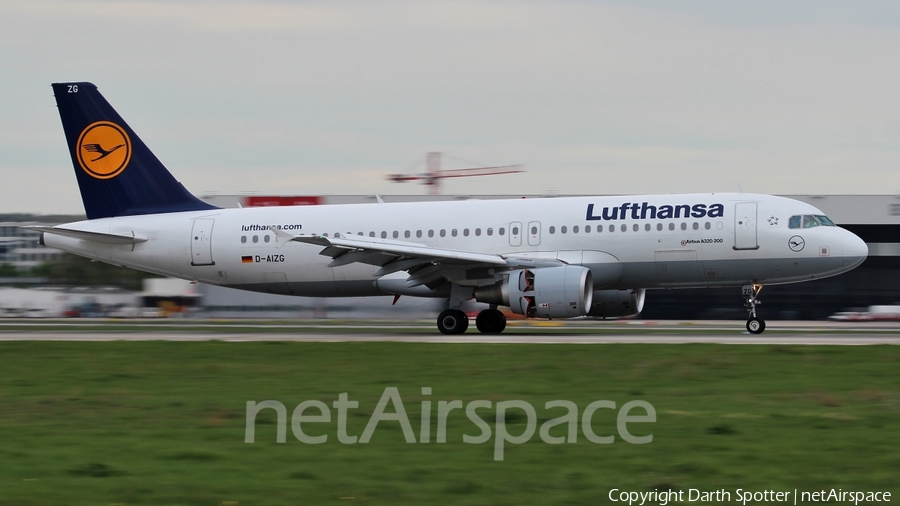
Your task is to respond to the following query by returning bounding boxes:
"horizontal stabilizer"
[26,226,148,245]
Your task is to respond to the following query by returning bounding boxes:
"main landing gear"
[438,284,507,335]
[437,309,468,335]
[475,308,507,334]
[436,308,507,335]
[743,283,765,334]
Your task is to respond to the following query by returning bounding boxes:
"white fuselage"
[42,193,868,298]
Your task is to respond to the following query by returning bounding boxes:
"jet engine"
[475,266,593,318]
[586,289,646,318]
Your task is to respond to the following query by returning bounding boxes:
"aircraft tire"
[476,309,507,334]
[438,309,469,335]
[746,318,766,334]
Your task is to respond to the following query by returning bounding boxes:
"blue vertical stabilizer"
[52,82,217,219]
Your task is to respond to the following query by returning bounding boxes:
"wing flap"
[282,232,507,266]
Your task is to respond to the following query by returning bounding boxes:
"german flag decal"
[241,256,253,264]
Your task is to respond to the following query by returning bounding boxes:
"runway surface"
[0,332,898,344]
[0,318,898,345]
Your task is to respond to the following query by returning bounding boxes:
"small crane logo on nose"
[789,235,805,252]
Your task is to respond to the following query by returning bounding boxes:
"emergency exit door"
[527,221,541,246]
[509,222,523,247]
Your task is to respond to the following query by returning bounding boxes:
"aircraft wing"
[270,228,560,287]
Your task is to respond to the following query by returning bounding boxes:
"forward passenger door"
[734,202,759,250]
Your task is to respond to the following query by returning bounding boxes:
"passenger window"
[463,229,469,237]
[657,223,662,231]
[561,226,567,234]
[704,222,710,230]
[499,228,505,235]
[669,223,675,231]
[789,216,801,229]
[530,226,537,235]
[620,224,626,232]
[370,232,375,237]
[645,224,650,231]
[452,229,458,237]
[252,235,259,243]
[633,224,638,232]
[487,228,493,236]
[585,225,591,233]
[573,226,579,233]
[512,226,519,235]
[428,230,434,238]
[692,222,699,230]
[416,230,422,238]
[475,228,481,236]
[264,235,270,243]
[381,231,387,238]
[609,225,615,232]
[393,231,399,238]
[440,229,446,237]
[549,226,556,234]
[241,236,247,244]
[404,230,410,238]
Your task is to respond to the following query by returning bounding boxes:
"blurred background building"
[0,222,64,272]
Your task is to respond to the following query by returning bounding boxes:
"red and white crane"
[387,152,524,195]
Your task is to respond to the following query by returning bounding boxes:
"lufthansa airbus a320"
[35,82,868,334]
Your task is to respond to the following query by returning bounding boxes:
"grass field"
[1,341,898,505]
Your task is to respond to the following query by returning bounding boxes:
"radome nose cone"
[843,231,868,269]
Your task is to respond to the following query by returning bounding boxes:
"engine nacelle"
[475,266,593,318]
[586,289,646,318]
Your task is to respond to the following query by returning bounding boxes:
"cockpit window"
[815,215,836,226]
[788,214,837,228]
[789,214,836,229]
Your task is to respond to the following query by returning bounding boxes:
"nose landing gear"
[743,283,765,334]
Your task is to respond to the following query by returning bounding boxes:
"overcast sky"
[2,0,899,214]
